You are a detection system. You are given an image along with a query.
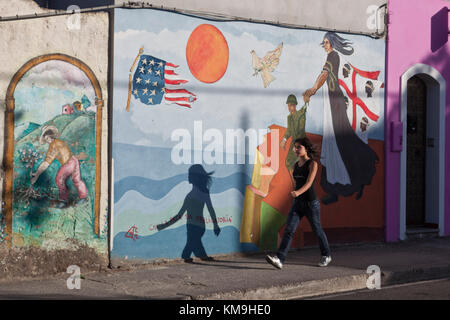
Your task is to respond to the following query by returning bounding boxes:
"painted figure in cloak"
[30,125,88,208]
[302,32,378,204]
[280,94,308,171]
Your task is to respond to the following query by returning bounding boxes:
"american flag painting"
[131,54,196,108]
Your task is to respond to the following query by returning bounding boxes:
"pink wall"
[385,0,450,241]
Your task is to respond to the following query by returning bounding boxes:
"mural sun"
[186,24,229,83]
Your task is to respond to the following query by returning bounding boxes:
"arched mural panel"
[3,54,103,249]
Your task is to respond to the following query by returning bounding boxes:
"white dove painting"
[250,42,283,88]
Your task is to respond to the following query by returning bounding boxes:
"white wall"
[114,0,387,35]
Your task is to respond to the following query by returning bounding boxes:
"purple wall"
[386,0,450,241]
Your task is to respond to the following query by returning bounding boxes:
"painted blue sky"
[14,60,96,132]
[113,8,386,151]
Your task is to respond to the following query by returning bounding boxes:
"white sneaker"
[318,256,332,267]
[266,255,283,269]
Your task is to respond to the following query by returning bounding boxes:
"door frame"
[3,53,103,247]
[399,63,446,240]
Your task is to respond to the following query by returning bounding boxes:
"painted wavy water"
[111,225,258,260]
[114,172,250,203]
[114,186,244,218]
[112,142,256,260]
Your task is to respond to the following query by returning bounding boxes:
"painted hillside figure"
[61,104,74,115]
[81,94,95,113]
[157,164,221,262]
[73,100,83,114]
[31,125,88,208]
[303,32,378,204]
[280,94,308,171]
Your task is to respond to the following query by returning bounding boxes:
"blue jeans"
[277,199,330,263]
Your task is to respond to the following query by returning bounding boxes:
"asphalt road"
[308,278,450,300]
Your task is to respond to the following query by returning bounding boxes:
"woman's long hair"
[321,32,354,56]
[188,164,214,192]
[294,137,318,160]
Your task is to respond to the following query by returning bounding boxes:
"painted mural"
[112,9,385,261]
[4,57,106,251]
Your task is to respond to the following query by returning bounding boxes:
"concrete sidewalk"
[0,237,450,300]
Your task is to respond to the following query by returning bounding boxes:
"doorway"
[406,76,427,227]
[399,64,446,240]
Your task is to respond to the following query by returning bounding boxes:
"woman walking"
[266,137,331,268]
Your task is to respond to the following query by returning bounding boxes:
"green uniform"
[284,105,307,170]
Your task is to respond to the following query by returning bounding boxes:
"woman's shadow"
[157,164,221,262]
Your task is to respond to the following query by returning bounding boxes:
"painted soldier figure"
[280,94,308,171]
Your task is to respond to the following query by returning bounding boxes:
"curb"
[190,274,368,300]
[381,265,450,286]
[190,264,450,300]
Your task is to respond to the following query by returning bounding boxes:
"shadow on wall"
[157,164,221,261]
[430,7,448,52]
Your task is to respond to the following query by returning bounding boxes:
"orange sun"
[186,24,229,83]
